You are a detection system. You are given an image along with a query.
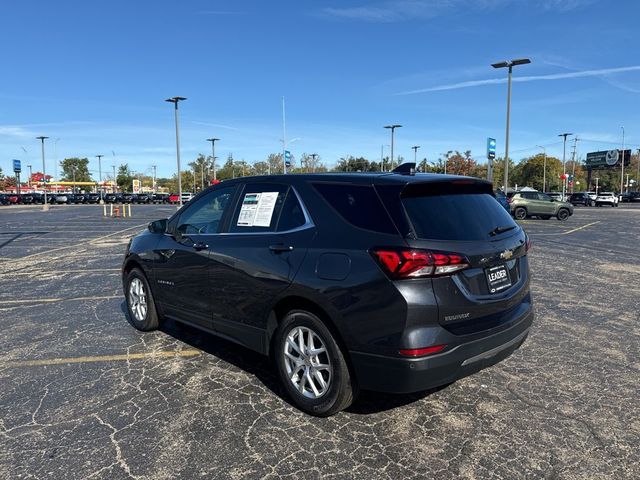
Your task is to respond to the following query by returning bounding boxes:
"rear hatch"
[382,178,531,334]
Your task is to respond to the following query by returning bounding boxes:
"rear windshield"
[402,193,518,241]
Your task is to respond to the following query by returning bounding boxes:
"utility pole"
[96,155,104,203]
[570,137,579,194]
[412,146,420,164]
[27,164,33,189]
[112,164,117,192]
[558,133,573,199]
[152,165,157,193]
[36,136,49,211]
[636,148,640,192]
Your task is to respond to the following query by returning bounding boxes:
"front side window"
[176,187,236,235]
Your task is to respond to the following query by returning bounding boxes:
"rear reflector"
[371,248,470,279]
[399,344,447,357]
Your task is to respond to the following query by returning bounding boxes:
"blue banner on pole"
[487,138,496,160]
[13,159,21,173]
[284,150,291,167]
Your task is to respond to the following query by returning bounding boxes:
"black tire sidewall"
[274,310,352,416]
[557,209,569,220]
[515,207,527,220]
[125,268,159,331]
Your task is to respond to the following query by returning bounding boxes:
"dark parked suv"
[569,192,593,207]
[122,166,533,416]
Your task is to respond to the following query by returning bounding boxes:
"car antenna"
[392,162,416,175]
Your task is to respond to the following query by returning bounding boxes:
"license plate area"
[485,264,512,293]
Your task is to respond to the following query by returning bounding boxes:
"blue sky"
[1,0,639,179]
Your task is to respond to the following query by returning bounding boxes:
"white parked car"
[180,192,194,203]
[586,191,597,204]
[595,192,619,207]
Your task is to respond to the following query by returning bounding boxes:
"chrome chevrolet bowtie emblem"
[500,250,513,260]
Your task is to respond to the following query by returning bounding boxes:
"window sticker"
[237,192,279,227]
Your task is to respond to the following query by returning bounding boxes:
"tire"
[124,268,160,331]
[540,215,551,220]
[274,310,357,417]
[514,207,527,220]
[557,208,570,221]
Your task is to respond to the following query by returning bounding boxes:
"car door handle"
[269,244,294,253]
[192,242,209,251]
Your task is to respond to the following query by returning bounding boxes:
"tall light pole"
[309,153,318,173]
[558,133,573,199]
[27,164,33,189]
[282,96,287,174]
[36,136,49,211]
[112,164,117,192]
[492,58,531,192]
[412,145,420,164]
[96,154,104,202]
[537,145,547,192]
[152,165,157,193]
[207,138,219,182]
[620,126,625,194]
[384,125,402,169]
[165,96,187,207]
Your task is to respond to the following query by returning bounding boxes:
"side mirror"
[148,218,168,234]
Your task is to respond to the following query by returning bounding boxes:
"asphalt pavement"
[0,202,638,479]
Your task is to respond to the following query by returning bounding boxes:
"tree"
[60,157,93,183]
[333,156,371,172]
[117,164,135,192]
[511,154,562,191]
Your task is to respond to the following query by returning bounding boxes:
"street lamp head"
[207,138,220,142]
[384,124,402,129]
[36,136,49,141]
[165,96,187,103]
[492,58,531,69]
[412,145,420,150]
[558,132,573,138]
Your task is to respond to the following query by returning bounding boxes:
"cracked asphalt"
[0,202,639,479]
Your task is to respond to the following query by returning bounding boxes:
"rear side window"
[229,183,289,233]
[313,183,397,234]
[402,193,518,241]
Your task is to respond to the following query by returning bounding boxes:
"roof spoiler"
[391,162,416,175]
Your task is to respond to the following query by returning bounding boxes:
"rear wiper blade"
[489,225,516,236]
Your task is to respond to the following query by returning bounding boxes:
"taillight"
[399,344,447,357]
[371,248,470,279]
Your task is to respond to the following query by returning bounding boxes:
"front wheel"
[125,268,160,331]
[557,208,570,221]
[274,310,357,417]
[514,207,527,220]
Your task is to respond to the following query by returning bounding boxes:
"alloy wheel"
[128,278,148,322]
[283,326,332,399]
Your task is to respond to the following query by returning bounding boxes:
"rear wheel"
[557,208,570,221]
[274,310,356,417]
[125,268,160,331]
[514,207,527,220]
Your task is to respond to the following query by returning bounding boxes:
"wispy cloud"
[321,0,595,22]
[395,65,640,95]
[190,120,239,131]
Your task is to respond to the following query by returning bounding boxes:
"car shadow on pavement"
[121,302,446,415]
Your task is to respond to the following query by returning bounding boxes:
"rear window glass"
[402,193,518,241]
[313,183,397,234]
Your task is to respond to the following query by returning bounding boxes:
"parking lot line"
[2,349,202,368]
[561,221,600,235]
[0,268,121,276]
[0,295,121,305]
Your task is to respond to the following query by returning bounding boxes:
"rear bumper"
[350,307,533,393]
